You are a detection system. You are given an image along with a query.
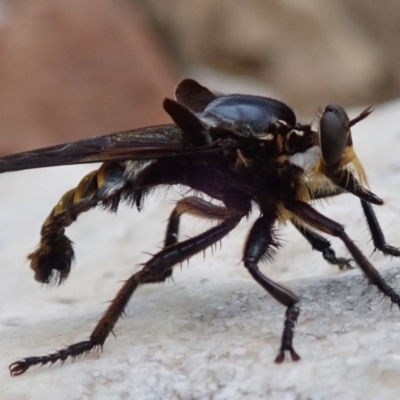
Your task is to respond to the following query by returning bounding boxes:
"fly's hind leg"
[10,204,247,376]
[29,162,129,285]
[164,196,231,247]
[162,196,240,281]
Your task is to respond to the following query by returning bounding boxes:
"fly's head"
[315,104,374,188]
[297,103,382,205]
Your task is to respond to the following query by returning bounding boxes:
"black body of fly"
[1,79,399,376]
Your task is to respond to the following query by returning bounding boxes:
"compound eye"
[319,104,350,167]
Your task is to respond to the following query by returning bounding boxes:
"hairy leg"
[164,196,230,247]
[290,200,400,307]
[292,220,352,270]
[10,202,248,376]
[361,200,400,256]
[243,215,301,363]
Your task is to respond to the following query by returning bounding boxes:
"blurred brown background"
[0,0,399,154]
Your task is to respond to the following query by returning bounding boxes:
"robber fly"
[2,79,400,376]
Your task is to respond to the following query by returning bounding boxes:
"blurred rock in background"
[139,0,400,113]
[0,0,399,154]
[0,0,177,154]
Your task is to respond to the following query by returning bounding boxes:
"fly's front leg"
[292,220,353,270]
[361,200,400,257]
[317,167,400,257]
[10,205,247,376]
[29,162,128,285]
[243,215,301,363]
[291,200,400,307]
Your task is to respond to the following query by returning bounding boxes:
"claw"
[9,360,29,377]
[336,258,354,270]
[274,348,301,363]
[381,245,400,258]
[290,349,301,362]
[274,351,285,364]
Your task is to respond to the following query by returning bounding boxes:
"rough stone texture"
[140,0,399,113]
[1,87,400,398]
[0,0,177,155]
